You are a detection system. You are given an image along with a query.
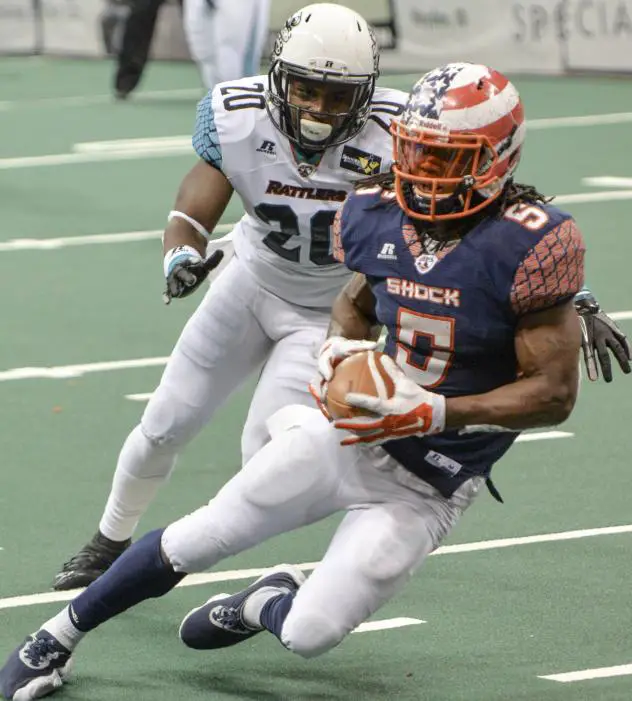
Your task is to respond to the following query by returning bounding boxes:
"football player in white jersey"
[52,3,407,590]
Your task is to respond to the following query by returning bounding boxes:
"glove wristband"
[429,393,446,434]
[163,245,200,277]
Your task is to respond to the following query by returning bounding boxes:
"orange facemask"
[390,120,502,221]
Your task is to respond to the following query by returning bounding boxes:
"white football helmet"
[266,3,379,151]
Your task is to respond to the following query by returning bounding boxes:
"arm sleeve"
[510,217,586,316]
[192,92,223,170]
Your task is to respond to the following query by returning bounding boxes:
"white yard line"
[527,112,632,130]
[2,523,632,610]
[125,392,154,401]
[554,190,632,205]
[0,88,203,111]
[539,663,632,683]
[0,223,233,252]
[515,431,573,442]
[0,357,170,382]
[582,176,632,189]
[2,110,632,170]
[0,149,193,170]
[1,311,629,382]
[73,136,190,154]
[352,618,425,633]
[2,186,632,254]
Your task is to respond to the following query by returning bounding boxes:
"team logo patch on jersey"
[256,140,276,157]
[414,254,438,275]
[340,146,382,176]
[297,163,316,178]
[377,242,397,261]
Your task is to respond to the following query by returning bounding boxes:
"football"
[325,350,395,419]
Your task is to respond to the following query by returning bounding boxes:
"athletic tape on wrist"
[168,210,210,240]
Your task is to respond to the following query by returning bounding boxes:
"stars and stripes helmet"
[390,63,526,221]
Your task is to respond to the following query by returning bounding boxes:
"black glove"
[574,292,631,382]
[163,247,224,305]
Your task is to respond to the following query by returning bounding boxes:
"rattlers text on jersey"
[194,75,406,307]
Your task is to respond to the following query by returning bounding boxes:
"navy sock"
[259,591,294,641]
[70,528,185,632]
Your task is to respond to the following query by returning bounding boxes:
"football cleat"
[0,630,72,700]
[52,532,131,591]
[179,565,305,650]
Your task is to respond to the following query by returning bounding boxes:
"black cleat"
[53,532,131,591]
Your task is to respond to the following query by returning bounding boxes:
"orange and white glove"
[309,336,378,417]
[333,355,446,446]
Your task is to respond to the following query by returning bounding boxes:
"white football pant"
[162,407,483,658]
[99,256,329,541]
[183,0,271,90]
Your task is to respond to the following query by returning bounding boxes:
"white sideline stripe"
[0,88,204,111]
[0,149,194,170]
[0,230,161,251]
[515,431,573,442]
[1,109,632,171]
[0,223,233,252]
[126,392,575,446]
[73,137,191,154]
[124,396,574,442]
[0,357,170,381]
[582,176,632,189]
[1,310,629,382]
[554,190,632,205]
[3,188,632,254]
[527,111,632,129]
[352,618,425,634]
[126,393,154,401]
[539,664,632,683]
[2,524,632,610]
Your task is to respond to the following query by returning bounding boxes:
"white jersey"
[193,75,406,307]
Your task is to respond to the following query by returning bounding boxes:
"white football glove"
[333,355,446,446]
[310,336,379,413]
[317,336,378,382]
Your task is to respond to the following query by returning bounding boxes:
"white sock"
[99,425,177,542]
[241,586,282,630]
[42,607,86,651]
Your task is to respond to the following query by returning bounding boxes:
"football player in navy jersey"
[0,63,628,699]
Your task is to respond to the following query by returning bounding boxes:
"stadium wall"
[1,0,631,74]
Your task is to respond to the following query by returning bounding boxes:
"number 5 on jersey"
[394,309,455,388]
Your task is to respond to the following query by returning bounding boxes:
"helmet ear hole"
[508,150,521,168]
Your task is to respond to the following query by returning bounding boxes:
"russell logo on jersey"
[377,242,397,261]
[256,140,276,157]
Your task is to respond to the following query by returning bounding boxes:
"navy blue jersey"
[334,186,585,497]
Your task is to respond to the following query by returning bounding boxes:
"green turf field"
[1,57,631,700]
